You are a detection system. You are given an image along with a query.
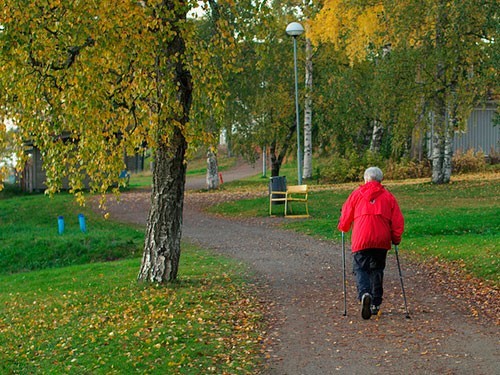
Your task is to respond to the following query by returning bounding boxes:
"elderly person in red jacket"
[338,167,404,319]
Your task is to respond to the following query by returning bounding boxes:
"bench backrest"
[287,185,308,194]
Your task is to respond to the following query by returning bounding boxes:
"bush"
[486,148,500,165]
[452,149,487,174]
[318,148,494,182]
[384,158,431,180]
[319,152,431,183]
[318,151,369,183]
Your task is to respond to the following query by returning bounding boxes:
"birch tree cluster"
[308,0,498,183]
[212,0,497,183]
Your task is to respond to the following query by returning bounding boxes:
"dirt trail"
[102,166,499,375]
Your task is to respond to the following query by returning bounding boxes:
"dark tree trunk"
[138,133,187,282]
[270,147,282,177]
[138,0,192,283]
[269,124,296,177]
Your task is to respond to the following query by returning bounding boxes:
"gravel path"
[101,165,499,375]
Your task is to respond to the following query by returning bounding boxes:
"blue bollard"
[78,213,87,233]
[58,216,65,234]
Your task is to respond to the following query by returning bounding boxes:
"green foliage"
[0,190,143,274]
[219,1,313,172]
[310,0,498,183]
[318,152,367,183]
[211,174,499,284]
[0,0,254,283]
[0,247,265,373]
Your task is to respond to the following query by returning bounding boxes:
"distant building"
[453,101,498,156]
[20,140,145,193]
[420,101,498,161]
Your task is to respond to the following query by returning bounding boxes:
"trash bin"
[269,176,287,205]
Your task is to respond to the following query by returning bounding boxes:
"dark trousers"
[353,249,388,306]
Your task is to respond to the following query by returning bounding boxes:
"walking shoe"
[361,293,372,320]
[370,305,380,315]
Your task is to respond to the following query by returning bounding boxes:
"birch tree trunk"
[138,1,192,283]
[139,130,188,282]
[206,149,219,189]
[369,119,384,153]
[302,36,313,180]
[431,103,447,184]
[443,124,453,182]
[431,0,452,184]
[431,113,454,184]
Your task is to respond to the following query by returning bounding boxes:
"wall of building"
[453,101,498,155]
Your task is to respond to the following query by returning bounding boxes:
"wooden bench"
[269,184,309,217]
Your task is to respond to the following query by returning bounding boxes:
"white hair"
[364,167,383,182]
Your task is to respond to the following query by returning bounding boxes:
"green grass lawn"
[209,174,500,285]
[2,170,497,372]
[0,186,265,374]
[0,188,144,274]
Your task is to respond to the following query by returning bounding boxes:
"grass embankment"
[211,173,499,286]
[0,189,144,273]
[0,187,264,374]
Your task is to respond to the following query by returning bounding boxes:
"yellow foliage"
[308,0,344,46]
[0,0,234,198]
[310,0,444,62]
[310,1,388,62]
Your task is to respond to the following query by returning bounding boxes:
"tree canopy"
[310,0,498,183]
[0,0,240,282]
[0,0,237,192]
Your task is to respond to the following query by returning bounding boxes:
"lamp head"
[286,22,304,37]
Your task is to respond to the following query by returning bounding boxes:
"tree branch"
[28,36,95,71]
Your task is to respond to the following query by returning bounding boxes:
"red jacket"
[338,181,404,252]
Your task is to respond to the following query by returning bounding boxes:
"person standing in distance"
[338,167,404,319]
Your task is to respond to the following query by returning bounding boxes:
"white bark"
[206,149,219,190]
[262,145,267,177]
[303,37,313,180]
[443,119,453,182]
[431,121,445,183]
[431,106,454,184]
[369,120,384,153]
[431,1,454,185]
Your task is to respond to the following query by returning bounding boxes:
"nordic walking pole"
[341,231,347,316]
[394,244,411,319]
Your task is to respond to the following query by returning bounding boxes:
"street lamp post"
[286,22,304,185]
